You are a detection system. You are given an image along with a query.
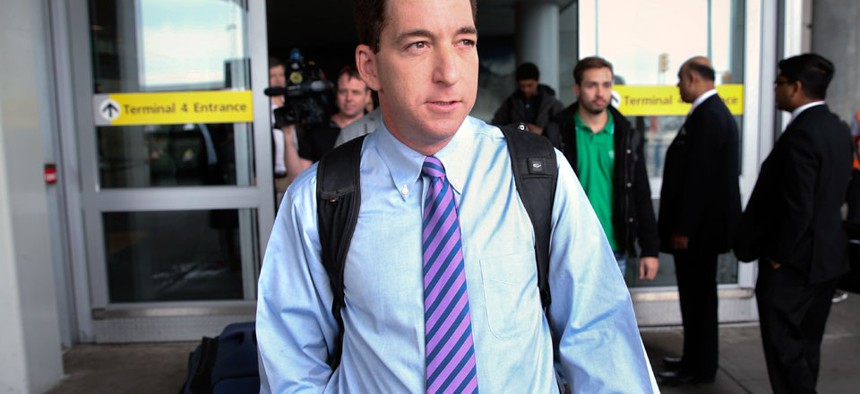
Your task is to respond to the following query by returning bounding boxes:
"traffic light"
[658,53,669,73]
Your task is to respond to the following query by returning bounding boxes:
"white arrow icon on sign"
[99,99,121,122]
[611,90,621,109]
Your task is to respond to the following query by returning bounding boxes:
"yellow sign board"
[612,84,744,116]
[93,90,254,126]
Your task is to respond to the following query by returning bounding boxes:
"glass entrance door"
[577,0,759,324]
[70,0,274,341]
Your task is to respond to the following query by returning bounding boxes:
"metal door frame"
[56,0,273,342]
[577,0,770,325]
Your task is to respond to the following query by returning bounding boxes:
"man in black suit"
[657,56,741,384]
[734,53,852,394]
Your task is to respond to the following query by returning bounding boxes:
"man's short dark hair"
[573,56,614,85]
[516,62,540,81]
[269,56,284,70]
[686,62,716,82]
[353,0,478,52]
[778,53,835,100]
[337,65,365,89]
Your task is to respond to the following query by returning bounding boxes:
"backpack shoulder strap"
[316,134,366,369]
[499,123,559,308]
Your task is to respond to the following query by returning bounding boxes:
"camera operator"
[268,57,290,199]
[281,65,370,182]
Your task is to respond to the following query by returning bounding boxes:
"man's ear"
[356,45,381,91]
[681,72,696,90]
[572,83,580,99]
[791,80,803,97]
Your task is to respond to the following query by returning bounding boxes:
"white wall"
[515,2,560,93]
[0,0,65,391]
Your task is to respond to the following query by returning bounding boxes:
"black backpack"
[316,123,558,368]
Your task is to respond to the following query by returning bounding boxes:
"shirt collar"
[690,89,718,113]
[791,101,825,120]
[574,108,615,135]
[372,117,474,200]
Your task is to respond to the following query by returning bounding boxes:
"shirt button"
[400,185,409,196]
[628,217,634,223]
[627,149,632,154]
[627,182,632,188]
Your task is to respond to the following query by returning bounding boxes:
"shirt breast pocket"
[479,251,539,340]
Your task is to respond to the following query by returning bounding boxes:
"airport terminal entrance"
[59,0,273,342]
[263,0,760,325]
[53,0,760,343]
[574,0,760,325]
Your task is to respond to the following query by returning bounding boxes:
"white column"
[0,0,64,392]
[811,0,860,122]
[778,0,805,131]
[515,2,560,93]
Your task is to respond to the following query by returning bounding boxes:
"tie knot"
[422,156,446,179]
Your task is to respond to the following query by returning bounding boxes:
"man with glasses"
[735,53,853,394]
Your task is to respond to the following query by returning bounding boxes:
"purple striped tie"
[421,156,478,394]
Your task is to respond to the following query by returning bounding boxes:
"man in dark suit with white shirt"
[734,53,853,394]
[657,56,741,384]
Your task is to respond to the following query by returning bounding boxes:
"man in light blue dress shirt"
[256,0,659,392]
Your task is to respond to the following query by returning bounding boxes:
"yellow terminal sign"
[612,84,744,116]
[93,90,254,126]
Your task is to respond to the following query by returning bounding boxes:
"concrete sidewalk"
[642,293,860,394]
[47,295,859,393]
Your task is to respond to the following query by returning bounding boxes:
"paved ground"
[47,295,859,393]
[643,293,860,394]
[46,342,196,394]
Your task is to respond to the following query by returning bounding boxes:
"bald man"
[657,56,741,384]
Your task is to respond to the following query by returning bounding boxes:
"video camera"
[265,49,333,129]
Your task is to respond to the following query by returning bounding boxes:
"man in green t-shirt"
[545,57,659,281]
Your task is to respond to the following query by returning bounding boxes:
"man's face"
[774,73,797,112]
[269,65,286,88]
[676,65,694,103]
[336,74,370,118]
[574,67,613,114]
[356,0,478,153]
[518,78,539,99]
